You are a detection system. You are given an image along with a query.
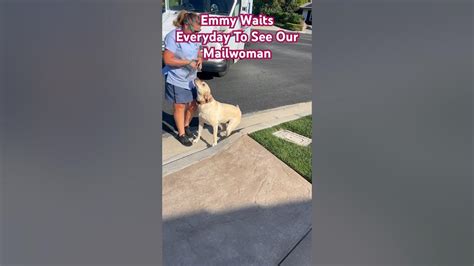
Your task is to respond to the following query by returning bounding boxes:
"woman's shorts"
[165,82,197,104]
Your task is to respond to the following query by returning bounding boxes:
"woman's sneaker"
[177,134,193,147]
[184,126,194,138]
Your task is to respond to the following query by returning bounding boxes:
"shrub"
[254,0,282,15]
[254,0,304,15]
[254,0,303,31]
[284,22,303,31]
[286,12,302,24]
[266,10,301,25]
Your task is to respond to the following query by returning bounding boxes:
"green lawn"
[249,116,312,183]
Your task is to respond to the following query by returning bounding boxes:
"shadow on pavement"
[162,111,199,136]
[163,200,312,265]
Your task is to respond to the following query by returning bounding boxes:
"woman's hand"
[188,60,198,70]
[197,58,203,70]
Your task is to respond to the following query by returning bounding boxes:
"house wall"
[302,10,308,20]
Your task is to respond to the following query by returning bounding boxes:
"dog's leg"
[217,124,223,138]
[226,117,241,137]
[218,123,227,138]
[193,119,204,144]
[212,124,218,146]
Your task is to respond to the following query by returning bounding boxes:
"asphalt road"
[163,30,312,133]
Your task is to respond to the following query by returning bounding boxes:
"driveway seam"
[278,227,312,266]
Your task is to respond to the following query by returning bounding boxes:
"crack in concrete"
[278,227,312,266]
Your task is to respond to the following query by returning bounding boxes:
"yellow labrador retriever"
[193,78,242,146]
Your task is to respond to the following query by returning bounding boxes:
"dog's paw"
[212,142,217,147]
[192,138,199,143]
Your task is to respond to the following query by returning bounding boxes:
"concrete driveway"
[163,135,312,265]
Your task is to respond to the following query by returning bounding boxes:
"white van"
[162,0,253,77]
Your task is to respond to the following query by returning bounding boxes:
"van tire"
[216,60,231,77]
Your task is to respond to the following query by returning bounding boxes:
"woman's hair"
[173,10,200,28]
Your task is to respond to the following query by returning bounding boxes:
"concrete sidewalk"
[163,135,312,265]
[163,101,311,176]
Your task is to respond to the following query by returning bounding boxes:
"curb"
[163,101,311,176]
[162,102,310,140]
[163,130,243,176]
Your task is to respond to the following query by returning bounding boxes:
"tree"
[282,0,298,12]
[254,0,282,14]
[295,0,311,7]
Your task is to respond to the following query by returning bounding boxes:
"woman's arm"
[163,49,197,69]
[197,49,203,70]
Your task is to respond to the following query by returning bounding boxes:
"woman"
[163,11,203,146]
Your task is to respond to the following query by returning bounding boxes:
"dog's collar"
[197,96,213,105]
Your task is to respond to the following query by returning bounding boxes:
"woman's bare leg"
[174,103,186,136]
[184,100,197,127]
